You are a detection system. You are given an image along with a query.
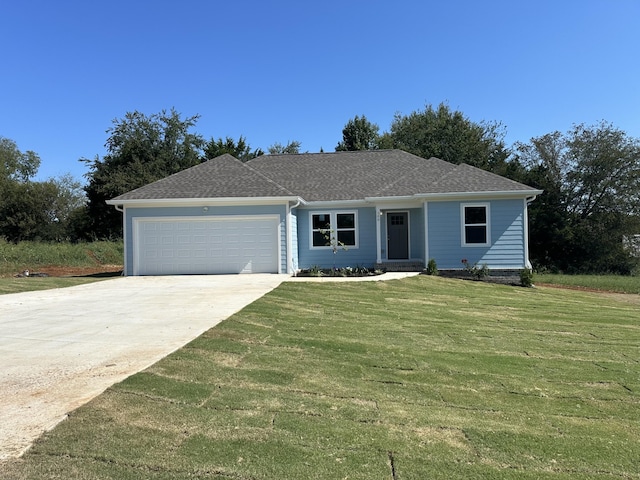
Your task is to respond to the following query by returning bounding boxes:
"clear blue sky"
[2,0,639,182]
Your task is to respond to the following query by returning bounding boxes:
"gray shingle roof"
[111,154,294,201]
[110,150,539,202]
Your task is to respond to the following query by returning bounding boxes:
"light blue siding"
[297,207,378,269]
[428,199,526,269]
[123,198,529,275]
[408,208,425,260]
[123,204,288,275]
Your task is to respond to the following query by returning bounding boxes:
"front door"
[387,212,409,260]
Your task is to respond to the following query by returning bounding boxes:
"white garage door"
[134,216,279,275]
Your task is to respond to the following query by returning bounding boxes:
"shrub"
[425,258,438,275]
[461,259,489,280]
[520,268,534,287]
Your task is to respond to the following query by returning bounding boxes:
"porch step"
[375,261,425,272]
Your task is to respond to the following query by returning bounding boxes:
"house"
[107,150,542,276]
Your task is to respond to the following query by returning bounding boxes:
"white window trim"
[309,210,359,250]
[461,203,491,247]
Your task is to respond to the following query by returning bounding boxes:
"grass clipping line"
[3,276,639,479]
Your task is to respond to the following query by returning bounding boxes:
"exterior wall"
[427,199,527,270]
[296,206,378,269]
[121,198,529,275]
[123,204,288,276]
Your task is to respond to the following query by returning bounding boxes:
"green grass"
[0,240,123,277]
[0,275,115,295]
[535,273,640,294]
[3,276,639,479]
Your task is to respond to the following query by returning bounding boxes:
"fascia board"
[299,199,371,208]
[364,190,543,203]
[414,190,544,202]
[106,196,303,207]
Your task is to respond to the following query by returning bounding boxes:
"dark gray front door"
[387,212,408,260]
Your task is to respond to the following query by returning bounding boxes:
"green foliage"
[83,108,204,239]
[461,258,489,279]
[379,102,511,172]
[519,267,533,287]
[426,257,438,275]
[0,136,41,182]
[307,264,324,277]
[5,277,639,478]
[335,115,380,151]
[0,137,86,242]
[268,140,302,154]
[0,181,57,242]
[203,135,264,162]
[0,239,123,277]
[517,122,640,274]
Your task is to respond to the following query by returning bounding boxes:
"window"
[462,204,490,246]
[310,211,357,248]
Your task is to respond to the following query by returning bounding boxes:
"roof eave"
[363,189,542,203]
[414,189,544,201]
[106,196,303,208]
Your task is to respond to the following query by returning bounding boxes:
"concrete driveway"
[0,274,286,461]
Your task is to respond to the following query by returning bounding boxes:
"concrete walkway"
[0,271,420,462]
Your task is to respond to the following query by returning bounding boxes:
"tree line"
[2,104,639,274]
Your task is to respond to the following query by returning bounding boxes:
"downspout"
[523,196,537,269]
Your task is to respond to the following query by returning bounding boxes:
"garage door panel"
[135,217,279,275]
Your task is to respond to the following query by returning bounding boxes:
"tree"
[1,136,41,182]
[268,140,302,155]
[0,180,60,242]
[335,115,380,151]
[83,109,204,239]
[516,122,640,273]
[203,135,264,162]
[379,103,510,172]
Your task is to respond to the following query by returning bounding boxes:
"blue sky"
[2,0,639,182]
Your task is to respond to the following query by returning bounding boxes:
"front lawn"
[3,276,639,479]
[0,276,114,295]
[535,273,640,294]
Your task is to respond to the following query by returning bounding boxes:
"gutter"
[105,196,302,208]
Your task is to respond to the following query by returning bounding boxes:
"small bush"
[308,265,324,277]
[461,259,489,280]
[520,268,534,287]
[425,258,438,275]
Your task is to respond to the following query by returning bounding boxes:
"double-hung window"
[461,204,490,246]
[311,211,357,248]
